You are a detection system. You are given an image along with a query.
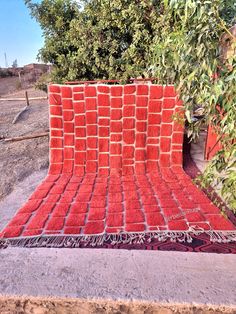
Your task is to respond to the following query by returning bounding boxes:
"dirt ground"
[0,86,49,200]
[0,77,20,96]
[0,296,235,314]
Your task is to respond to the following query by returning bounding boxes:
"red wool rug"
[0,83,235,251]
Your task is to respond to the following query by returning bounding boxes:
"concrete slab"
[0,247,236,306]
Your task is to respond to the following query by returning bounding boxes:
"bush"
[25,0,160,82]
[35,73,51,92]
[0,69,13,78]
[150,0,236,211]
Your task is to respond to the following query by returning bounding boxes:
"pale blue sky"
[0,0,44,67]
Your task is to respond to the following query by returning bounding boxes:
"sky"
[0,0,44,68]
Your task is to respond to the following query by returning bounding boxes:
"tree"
[25,0,236,211]
[12,59,18,68]
[25,0,160,82]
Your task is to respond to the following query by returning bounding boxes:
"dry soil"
[0,296,235,314]
[0,86,49,200]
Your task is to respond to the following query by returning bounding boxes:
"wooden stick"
[25,91,30,106]
[0,96,48,101]
[3,132,49,143]
[12,91,32,124]
[12,105,29,124]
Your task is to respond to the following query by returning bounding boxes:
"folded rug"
[0,83,235,251]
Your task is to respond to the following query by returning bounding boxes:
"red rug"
[0,83,235,250]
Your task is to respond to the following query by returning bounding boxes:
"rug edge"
[1,229,236,249]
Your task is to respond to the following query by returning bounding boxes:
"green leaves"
[151,0,236,211]
[26,0,161,82]
[185,110,192,123]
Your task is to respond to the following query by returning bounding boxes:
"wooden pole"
[2,132,49,143]
[0,96,47,101]
[25,91,30,106]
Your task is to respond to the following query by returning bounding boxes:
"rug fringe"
[1,227,236,249]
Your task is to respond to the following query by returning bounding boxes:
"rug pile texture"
[0,83,235,251]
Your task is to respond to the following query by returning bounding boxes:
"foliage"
[0,68,13,78]
[25,0,160,82]
[35,72,51,92]
[25,0,236,211]
[150,0,236,211]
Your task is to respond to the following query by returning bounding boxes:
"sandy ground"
[0,75,35,97]
[0,87,49,200]
[0,77,20,96]
[0,297,235,314]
